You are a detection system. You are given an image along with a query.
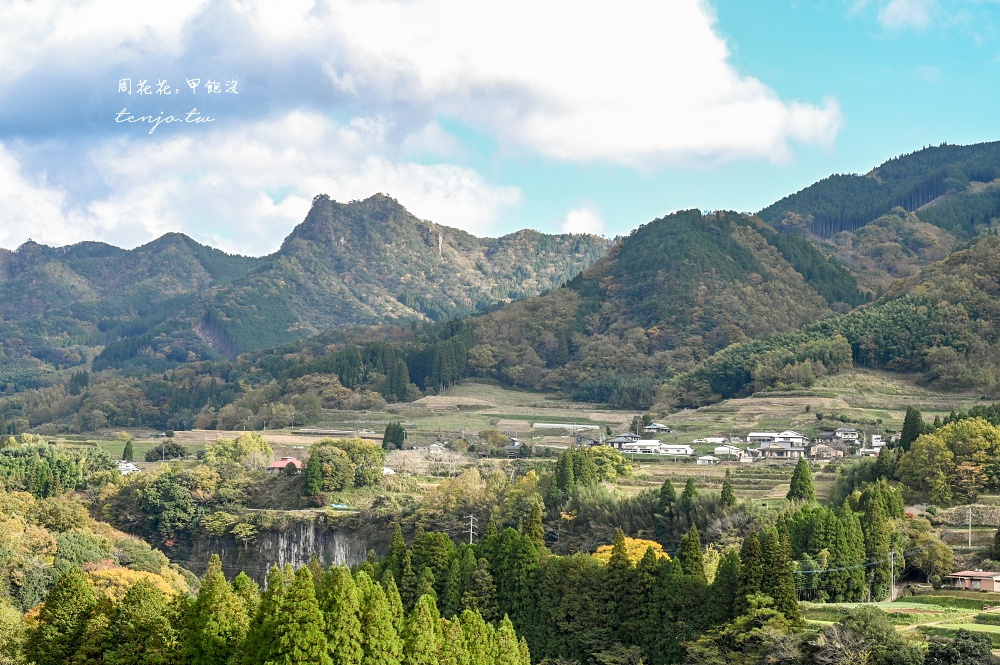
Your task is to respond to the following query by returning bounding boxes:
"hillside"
[0,195,608,387]
[197,194,610,354]
[453,209,864,406]
[667,232,1000,409]
[759,141,1000,239]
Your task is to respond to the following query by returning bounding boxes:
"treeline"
[14,554,529,665]
[759,141,1000,238]
[0,439,115,498]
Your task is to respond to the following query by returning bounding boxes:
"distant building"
[643,423,671,433]
[607,434,641,449]
[947,570,1000,591]
[621,440,668,455]
[809,444,844,460]
[532,423,601,431]
[659,444,695,456]
[759,441,805,461]
[819,427,861,444]
[714,444,744,458]
[117,461,142,475]
[268,457,303,474]
[696,455,720,466]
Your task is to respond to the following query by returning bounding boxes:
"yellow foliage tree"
[593,537,670,564]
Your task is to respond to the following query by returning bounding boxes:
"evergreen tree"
[244,565,293,665]
[356,572,403,665]
[495,616,523,665]
[759,526,800,621]
[480,512,500,562]
[416,567,437,604]
[232,572,261,620]
[900,405,925,451]
[104,579,176,665]
[838,506,868,602]
[26,567,97,665]
[787,458,815,502]
[993,528,1000,562]
[403,595,440,665]
[736,533,763,615]
[458,611,492,665]
[659,478,677,514]
[383,524,408,585]
[442,558,463,619]
[266,567,331,665]
[304,454,323,497]
[602,530,635,637]
[491,530,539,638]
[520,503,544,551]
[382,575,406,638]
[676,525,705,582]
[708,549,741,624]
[554,449,575,495]
[436,619,468,665]
[571,450,597,487]
[400,549,418,609]
[187,554,250,665]
[862,500,893,601]
[319,566,363,665]
[679,478,698,525]
[122,439,134,462]
[720,469,737,508]
[461,559,498,623]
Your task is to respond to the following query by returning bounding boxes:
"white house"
[871,434,885,447]
[117,461,142,475]
[621,440,666,455]
[775,430,809,446]
[833,427,860,441]
[747,432,779,445]
[659,444,694,456]
[696,455,720,466]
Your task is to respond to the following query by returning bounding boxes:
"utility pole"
[889,549,895,602]
[466,514,478,545]
[969,507,973,548]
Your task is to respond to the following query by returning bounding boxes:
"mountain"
[759,141,1000,238]
[668,231,1000,408]
[449,209,865,406]
[195,194,611,354]
[0,195,609,386]
[755,142,1000,291]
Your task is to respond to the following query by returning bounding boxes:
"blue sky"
[1,0,998,255]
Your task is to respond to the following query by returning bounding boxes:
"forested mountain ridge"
[197,194,611,353]
[452,209,865,406]
[759,141,1000,239]
[0,195,608,390]
[665,230,1000,409]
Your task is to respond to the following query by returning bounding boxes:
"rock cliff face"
[177,516,378,583]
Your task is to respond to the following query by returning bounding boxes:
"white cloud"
[561,202,605,235]
[0,112,521,255]
[0,0,845,254]
[0,0,842,168]
[877,0,937,30]
[309,0,842,166]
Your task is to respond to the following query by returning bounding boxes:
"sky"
[1,0,999,256]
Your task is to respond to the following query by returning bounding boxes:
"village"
[549,422,889,465]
